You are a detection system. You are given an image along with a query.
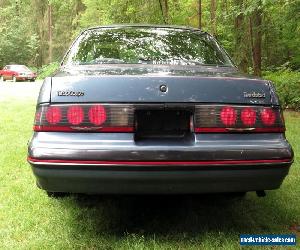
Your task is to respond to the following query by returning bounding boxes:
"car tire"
[46,191,69,198]
[30,79,35,82]
[12,76,17,82]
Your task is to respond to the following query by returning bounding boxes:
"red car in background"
[0,64,37,82]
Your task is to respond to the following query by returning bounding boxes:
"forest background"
[0,0,299,109]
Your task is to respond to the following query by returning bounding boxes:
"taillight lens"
[67,106,84,125]
[46,107,62,124]
[195,105,284,133]
[261,108,276,126]
[220,106,237,126]
[241,107,256,126]
[34,104,134,132]
[88,105,107,125]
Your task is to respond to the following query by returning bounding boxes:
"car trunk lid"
[50,70,272,105]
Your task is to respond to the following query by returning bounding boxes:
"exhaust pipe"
[256,190,266,197]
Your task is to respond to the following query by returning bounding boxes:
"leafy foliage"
[264,70,300,110]
[0,0,299,75]
[36,61,60,79]
[0,1,38,68]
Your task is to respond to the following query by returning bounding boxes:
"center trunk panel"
[135,109,192,139]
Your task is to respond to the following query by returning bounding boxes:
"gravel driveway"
[0,80,43,102]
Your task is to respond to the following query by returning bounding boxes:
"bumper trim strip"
[28,157,293,166]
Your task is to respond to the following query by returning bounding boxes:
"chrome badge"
[243,91,266,98]
[57,90,85,97]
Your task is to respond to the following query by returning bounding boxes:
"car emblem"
[160,84,168,93]
[243,91,266,98]
[57,90,85,97]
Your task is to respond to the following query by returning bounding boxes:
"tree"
[210,0,217,35]
[233,0,249,72]
[0,0,38,67]
[198,0,202,29]
[249,0,263,76]
[0,0,299,72]
[48,3,53,63]
[159,0,169,24]
[30,0,49,66]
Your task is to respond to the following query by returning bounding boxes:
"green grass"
[0,100,299,249]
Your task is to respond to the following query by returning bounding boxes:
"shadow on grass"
[56,192,296,238]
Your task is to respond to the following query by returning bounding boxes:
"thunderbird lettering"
[244,91,266,98]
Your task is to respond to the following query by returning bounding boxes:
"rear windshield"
[65,27,233,67]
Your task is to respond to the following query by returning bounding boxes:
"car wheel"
[30,79,35,82]
[12,76,17,82]
[46,191,69,198]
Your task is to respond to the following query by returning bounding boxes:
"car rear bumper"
[28,132,294,194]
[17,76,35,81]
[29,161,291,194]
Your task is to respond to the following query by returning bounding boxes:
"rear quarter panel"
[37,77,52,104]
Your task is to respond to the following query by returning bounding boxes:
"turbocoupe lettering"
[27,25,293,196]
[57,90,85,97]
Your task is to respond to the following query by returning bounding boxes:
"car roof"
[84,24,206,34]
[6,64,26,67]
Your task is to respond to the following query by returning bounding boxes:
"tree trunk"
[164,0,169,24]
[210,0,217,35]
[73,0,85,28]
[159,0,168,24]
[250,3,262,76]
[48,4,53,63]
[15,0,20,16]
[75,0,85,16]
[198,0,202,29]
[234,0,248,72]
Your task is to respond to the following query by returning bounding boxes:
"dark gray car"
[28,25,293,196]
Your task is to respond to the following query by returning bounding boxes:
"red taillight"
[261,108,276,126]
[67,106,84,125]
[220,106,237,126]
[88,105,107,125]
[35,111,41,122]
[241,107,256,126]
[34,104,134,132]
[46,107,62,124]
[34,104,284,134]
[194,105,284,133]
